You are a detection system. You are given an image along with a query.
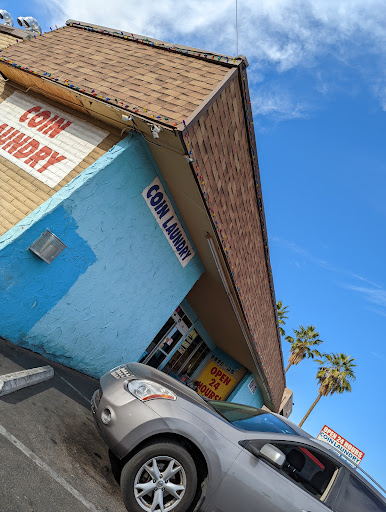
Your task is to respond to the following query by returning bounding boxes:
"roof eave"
[0,25,27,40]
[177,62,286,409]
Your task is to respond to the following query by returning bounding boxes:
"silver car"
[91,363,385,512]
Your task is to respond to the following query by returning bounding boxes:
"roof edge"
[180,65,286,409]
[235,65,286,379]
[178,67,238,132]
[0,24,27,40]
[66,20,247,68]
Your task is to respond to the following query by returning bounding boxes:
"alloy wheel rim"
[134,455,187,512]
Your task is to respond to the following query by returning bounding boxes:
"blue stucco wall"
[0,133,204,377]
[228,373,264,408]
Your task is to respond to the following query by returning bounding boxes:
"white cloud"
[40,0,386,64]
[373,83,386,111]
[271,237,336,269]
[38,0,386,118]
[349,273,382,289]
[345,285,386,308]
[272,237,383,286]
[370,351,386,361]
[252,87,309,122]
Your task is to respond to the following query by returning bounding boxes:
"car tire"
[120,440,197,512]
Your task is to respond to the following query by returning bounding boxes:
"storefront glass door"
[162,328,210,382]
[140,306,192,369]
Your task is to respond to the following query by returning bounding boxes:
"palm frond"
[315,352,356,398]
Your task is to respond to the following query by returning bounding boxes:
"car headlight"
[127,379,177,402]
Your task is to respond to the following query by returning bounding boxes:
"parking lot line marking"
[58,375,91,404]
[0,423,101,512]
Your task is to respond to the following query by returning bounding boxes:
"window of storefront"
[140,304,248,401]
[162,328,210,381]
[140,306,194,369]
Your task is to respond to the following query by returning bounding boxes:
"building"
[0,19,292,415]
[0,15,26,48]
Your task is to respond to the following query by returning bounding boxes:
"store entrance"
[141,306,211,385]
[140,306,192,369]
[162,328,210,382]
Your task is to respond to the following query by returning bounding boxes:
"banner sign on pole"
[317,425,364,468]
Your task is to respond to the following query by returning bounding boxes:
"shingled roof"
[0,24,26,49]
[0,21,242,126]
[0,21,244,235]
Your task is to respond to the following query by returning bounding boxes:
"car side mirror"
[259,443,286,468]
[239,440,286,468]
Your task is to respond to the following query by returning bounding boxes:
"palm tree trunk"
[299,393,322,427]
[285,361,292,373]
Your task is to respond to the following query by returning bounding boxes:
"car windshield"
[208,401,299,435]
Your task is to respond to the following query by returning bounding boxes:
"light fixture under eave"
[0,9,14,26]
[150,124,162,139]
[29,230,66,264]
[17,16,42,35]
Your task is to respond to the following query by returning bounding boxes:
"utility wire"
[236,0,239,56]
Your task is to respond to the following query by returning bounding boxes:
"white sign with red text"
[0,91,108,188]
[317,425,365,468]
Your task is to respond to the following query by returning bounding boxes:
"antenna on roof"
[235,0,239,56]
[0,10,14,27]
[17,16,42,35]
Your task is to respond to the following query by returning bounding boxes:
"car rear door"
[204,440,342,512]
[332,469,385,511]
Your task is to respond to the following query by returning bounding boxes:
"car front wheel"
[120,440,198,512]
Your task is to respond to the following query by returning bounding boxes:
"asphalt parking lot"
[0,338,127,512]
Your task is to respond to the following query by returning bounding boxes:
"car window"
[207,401,298,435]
[273,442,340,502]
[336,474,385,512]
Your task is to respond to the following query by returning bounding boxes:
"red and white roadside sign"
[317,425,364,468]
[0,90,108,188]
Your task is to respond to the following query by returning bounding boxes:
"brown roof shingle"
[186,74,285,410]
[1,24,231,126]
[0,32,22,49]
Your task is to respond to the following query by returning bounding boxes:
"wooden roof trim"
[0,24,28,41]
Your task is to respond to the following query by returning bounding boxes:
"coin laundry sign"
[0,91,108,187]
[142,177,195,267]
[317,425,364,468]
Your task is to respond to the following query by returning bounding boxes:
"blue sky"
[5,0,385,489]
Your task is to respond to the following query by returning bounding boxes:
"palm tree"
[284,325,323,373]
[299,353,356,427]
[276,301,289,337]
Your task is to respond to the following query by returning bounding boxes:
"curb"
[0,366,54,396]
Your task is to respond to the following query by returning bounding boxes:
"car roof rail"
[356,465,386,496]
